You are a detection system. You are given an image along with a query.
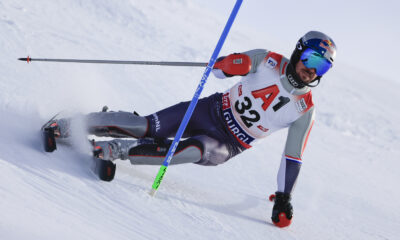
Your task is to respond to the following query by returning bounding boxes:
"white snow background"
[1,0,399,239]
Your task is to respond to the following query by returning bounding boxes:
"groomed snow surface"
[1,1,399,239]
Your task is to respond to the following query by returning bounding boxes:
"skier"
[46,31,336,227]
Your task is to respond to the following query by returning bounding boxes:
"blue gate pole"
[150,0,243,196]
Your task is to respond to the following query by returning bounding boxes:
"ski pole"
[18,57,207,67]
[149,0,243,197]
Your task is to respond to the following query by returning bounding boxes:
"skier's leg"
[128,137,204,165]
[86,96,205,139]
[93,135,236,166]
[52,93,221,139]
[92,138,201,164]
[86,111,148,138]
[130,134,238,165]
[52,101,190,139]
[91,137,203,182]
[49,111,148,139]
[86,100,190,139]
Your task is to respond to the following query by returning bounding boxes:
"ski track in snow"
[1,0,399,239]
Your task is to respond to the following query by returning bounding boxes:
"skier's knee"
[193,136,230,166]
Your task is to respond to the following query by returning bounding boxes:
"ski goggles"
[300,48,332,76]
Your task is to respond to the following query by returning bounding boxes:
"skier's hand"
[270,192,293,228]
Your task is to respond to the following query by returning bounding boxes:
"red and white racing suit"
[80,49,315,195]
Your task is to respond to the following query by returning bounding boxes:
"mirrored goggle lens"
[300,48,332,76]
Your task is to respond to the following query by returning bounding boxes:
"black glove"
[271,192,293,227]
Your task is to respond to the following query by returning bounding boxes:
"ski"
[41,113,61,152]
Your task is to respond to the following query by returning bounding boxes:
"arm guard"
[212,49,270,78]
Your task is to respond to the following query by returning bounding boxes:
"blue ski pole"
[150,0,243,196]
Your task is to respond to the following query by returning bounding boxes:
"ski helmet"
[289,31,337,87]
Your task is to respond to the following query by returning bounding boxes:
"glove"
[270,192,293,228]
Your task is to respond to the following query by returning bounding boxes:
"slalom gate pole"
[149,0,243,197]
[18,57,207,67]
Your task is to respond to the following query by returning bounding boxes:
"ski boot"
[41,116,70,152]
[91,139,138,182]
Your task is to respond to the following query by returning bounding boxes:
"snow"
[1,0,400,239]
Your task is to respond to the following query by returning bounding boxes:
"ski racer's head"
[288,31,337,88]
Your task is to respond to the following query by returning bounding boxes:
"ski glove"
[270,192,293,228]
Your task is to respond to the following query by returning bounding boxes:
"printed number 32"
[234,96,260,128]
[234,85,290,128]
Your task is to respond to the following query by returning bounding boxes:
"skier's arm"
[277,107,315,194]
[212,49,269,78]
[271,108,314,227]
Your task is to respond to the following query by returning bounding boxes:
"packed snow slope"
[1,1,400,239]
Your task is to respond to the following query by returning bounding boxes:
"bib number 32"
[234,85,290,128]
